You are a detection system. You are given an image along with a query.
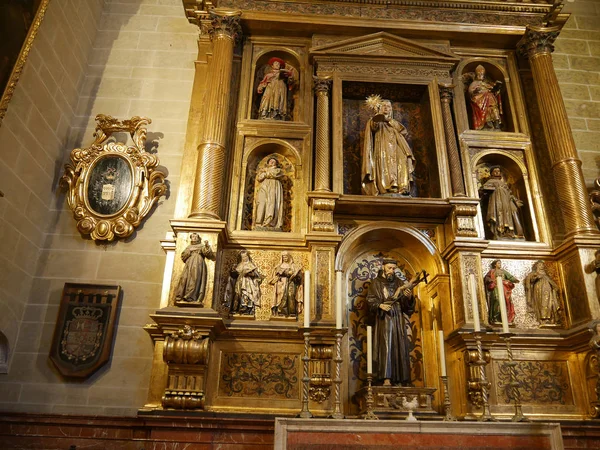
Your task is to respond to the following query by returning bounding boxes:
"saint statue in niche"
[484,259,519,326]
[256,57,298,121]
[366,258,427,386]
[224,250,263,317]
[361,95,416,197]
[524,260,560,325]
[269,251,303,317]
[174,233,214,305]
[253,157,284,231]
[480,166,525,240]
[464,64,503,131]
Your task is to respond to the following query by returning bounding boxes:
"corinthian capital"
[439,84,455,102]
[517,25,560,59]
[206,10,242,43]
[313,76,332,95]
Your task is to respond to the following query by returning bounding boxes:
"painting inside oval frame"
[0,0,50,126]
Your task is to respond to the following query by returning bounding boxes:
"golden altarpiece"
[141,0,600,421]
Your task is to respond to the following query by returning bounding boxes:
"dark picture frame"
[0,0,50,127]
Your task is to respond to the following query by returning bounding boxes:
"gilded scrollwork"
[60,115,167,241]
[495,360,572,405]
[162,325,210,410]
[309,385,331,403]
[219,353,299,399]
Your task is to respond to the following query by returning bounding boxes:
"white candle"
[496,275,509,333]
[336,271,342,329]
[438,330,447,377]
[469,273,481,332]
[366,326,373,374]
[304,270,310,328]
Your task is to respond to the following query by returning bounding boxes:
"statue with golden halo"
[361,95,416,197]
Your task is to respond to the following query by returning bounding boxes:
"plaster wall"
[0,0,197,416]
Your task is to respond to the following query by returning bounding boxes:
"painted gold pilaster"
[439,85,465,197]
[174,12,213,219]
[189,11,242,220]
[518,26,597,237]
[314,77,332,192]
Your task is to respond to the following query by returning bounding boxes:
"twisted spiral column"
[189,11,241,219]
[439,85,465,197]
[518,26,597,236]
[314,77,332,192]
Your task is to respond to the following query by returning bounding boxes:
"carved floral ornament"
[60,115,167,241]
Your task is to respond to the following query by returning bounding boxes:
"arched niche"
[473,152,534,241]
[459,59,515,133]
[335,222,446,415]
[241,140,301,233]
[251,50,302,122]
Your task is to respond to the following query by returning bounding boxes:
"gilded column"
[439,85,465,197]
[518,26,597,236]
[314,77,332,192]
[189,10,242,220]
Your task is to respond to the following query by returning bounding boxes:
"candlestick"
[500,332,528,422]
[331,330,344,419]
[298,331,313,418]
[363,373,378,420]
[496,275,509,333]
[440,375,456,421]
[366,325,373,374]
[336,271,342,329]
[304,270,310,328]
[438,330,447,377]
[469,273,481,332]
[474,332,495,421]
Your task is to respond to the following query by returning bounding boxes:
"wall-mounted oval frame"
[0,0,51,127]
[60,114,167,241]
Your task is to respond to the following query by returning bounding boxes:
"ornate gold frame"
[0,0,51,127]
[60,115,167,241]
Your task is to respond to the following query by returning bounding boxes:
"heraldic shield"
[50,283,121,378]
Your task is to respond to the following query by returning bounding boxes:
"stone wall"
[0,0,104,375]
[554,0,600,186]
[0,0,197,416]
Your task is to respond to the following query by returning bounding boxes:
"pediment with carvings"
[311,32,459,81]
[311,32,458,62]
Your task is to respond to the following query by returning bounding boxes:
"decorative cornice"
[218,0,556,27]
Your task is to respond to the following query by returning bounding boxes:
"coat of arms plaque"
[49,283,121,378]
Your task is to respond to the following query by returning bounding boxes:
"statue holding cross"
[366,258,428,386]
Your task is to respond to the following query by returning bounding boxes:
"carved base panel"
[356,386,438,419]
[205,338,336,416]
